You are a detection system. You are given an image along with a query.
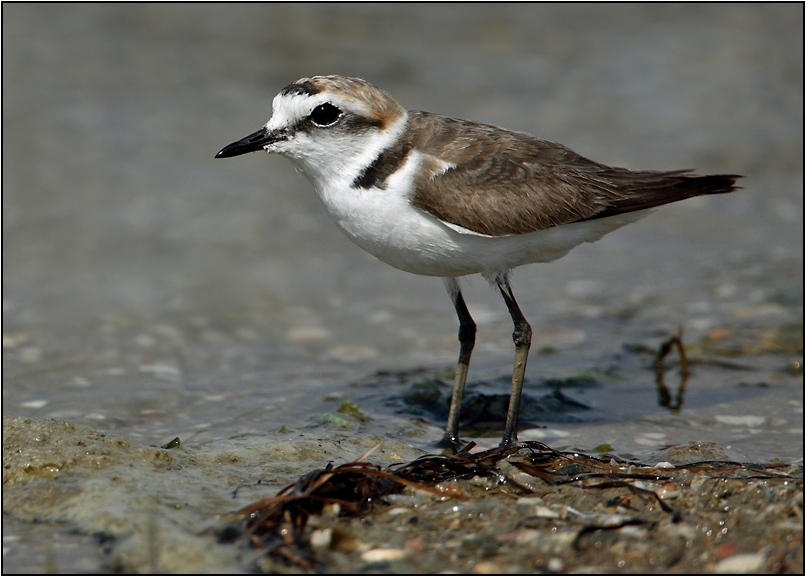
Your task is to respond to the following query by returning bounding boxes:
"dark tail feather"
[584,172,743,221]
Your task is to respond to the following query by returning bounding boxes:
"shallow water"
[3,4,803,573]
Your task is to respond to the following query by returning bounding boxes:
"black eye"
[310,103,342,127]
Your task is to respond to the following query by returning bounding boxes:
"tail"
[583,171,743,221]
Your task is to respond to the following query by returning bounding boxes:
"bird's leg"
[497,276,532,446]
[440,278,476,449]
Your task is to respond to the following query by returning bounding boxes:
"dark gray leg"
[497,276,532,445]
[440,278,476,448]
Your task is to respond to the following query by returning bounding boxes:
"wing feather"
[406,111,741,237]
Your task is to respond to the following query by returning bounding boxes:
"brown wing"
[406,111,741,237]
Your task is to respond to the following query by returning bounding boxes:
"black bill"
[215,128,282,158]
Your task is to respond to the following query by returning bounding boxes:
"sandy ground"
[3,4,802,573]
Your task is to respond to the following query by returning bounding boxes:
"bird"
[216,75,741,449]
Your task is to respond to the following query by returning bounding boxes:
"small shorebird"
[216,75,740,448]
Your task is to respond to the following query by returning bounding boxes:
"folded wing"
[407,111,741,237]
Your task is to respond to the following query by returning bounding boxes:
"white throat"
[286,112,410,194]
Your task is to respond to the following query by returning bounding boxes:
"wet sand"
[3,4,802,573]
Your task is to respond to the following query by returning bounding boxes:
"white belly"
[310,178,648,279]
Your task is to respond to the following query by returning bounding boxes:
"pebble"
[20,399,48,409]
[619,525,648,539]
[321,503,341,517]
[384,493,427,507]
[519,428,570,440]
[534,506,559,518]
[656,482,681,499]
[516,496,544,507]
[634,434,666,446]
[360,548,407,563]
[498,461,540,492]
[715,415,765,427]
[714,552,765,574]
[467,475,499,490]
[387,507,410,516]
[472,561,502,574]
[514,529,540,545]
[138,363,181,380]
[689,475,709,491]
[661,522,697,540]
[310,528,332,550]
[2,332,28,348]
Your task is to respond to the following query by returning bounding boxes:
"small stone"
[20,399,48,409]
[468,475,499,490]
[689,475,708,491]
[472,561,502,574]
[138,363,181,380]
[516,496,544,506]
[619,525,648,539]
[2,332,28,348]
[715,552,765,574]
[321,503,341,517]
[715,415,765,427]
[360,548,407,563]
[661,522,697,540]
[309,528,332,550]
[387,507,410,516]
[635,434,665,446]
[514,529,540,545]
[657,482,681,499]
[534,506,559,518]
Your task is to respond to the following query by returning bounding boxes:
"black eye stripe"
[310,103,342,127]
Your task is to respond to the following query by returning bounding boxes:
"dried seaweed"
[223,440,799,572]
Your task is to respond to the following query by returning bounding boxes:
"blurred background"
[3,5,802,458]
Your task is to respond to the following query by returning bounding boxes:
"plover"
[216,75,741,448]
